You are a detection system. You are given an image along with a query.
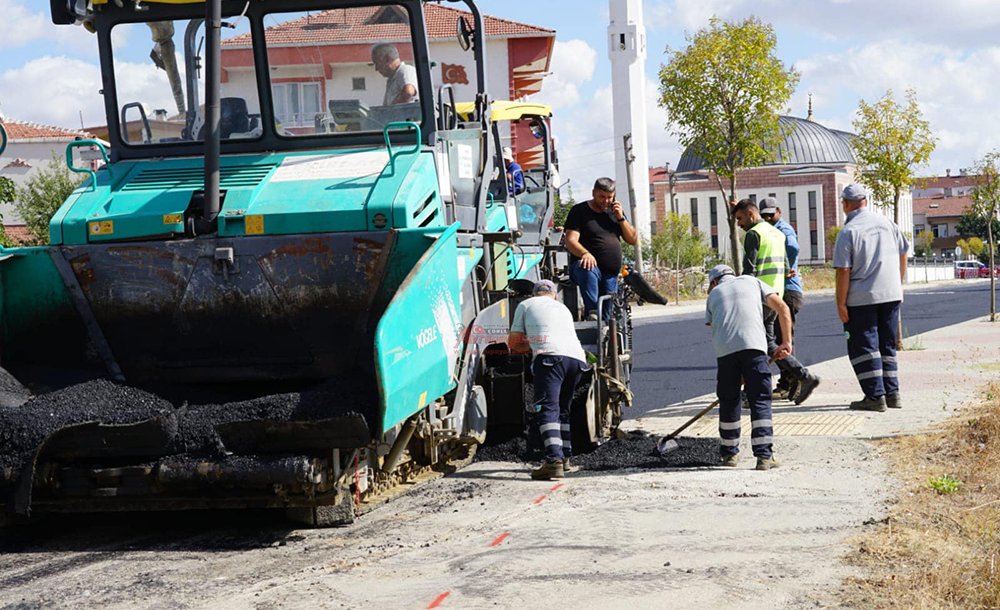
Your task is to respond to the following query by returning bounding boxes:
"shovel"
[656,399,720,456]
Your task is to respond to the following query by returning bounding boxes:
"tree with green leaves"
[851,89,936,225]
[657,16,798,270]
[969,151,1000,321]
[13,155,83,244]
[650,212,711,303]
[956,236,985,259]
[914,229,935,257]
[957,208,1000,246]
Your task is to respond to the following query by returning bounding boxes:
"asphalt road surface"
[628,280,997,416]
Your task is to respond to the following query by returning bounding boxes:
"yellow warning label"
[418,391,428,409]
[500,300,507,319]
[246,215,265,235]
[89,220,114,236]
[163,214,183,225]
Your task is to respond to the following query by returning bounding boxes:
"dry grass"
[841,384,1000,609]
[799,264,837,290]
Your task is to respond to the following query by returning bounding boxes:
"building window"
[352,77,366,91]
[709,196,718,228]
[749,194,757,203]
[810,230,818,259]
[711,235,719,249]
[808,191,817,222]
[768,192,776,198]
[788,192,797,225]
[690,198,699,229]
[272,82,322,127]
[914,224,925,234]
[932,224,949,238]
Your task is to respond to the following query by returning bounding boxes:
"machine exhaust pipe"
[203,0,222,229]
[382,416,419,474]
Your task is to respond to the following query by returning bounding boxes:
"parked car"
[979,263,1000,279]
[955,260,985,279]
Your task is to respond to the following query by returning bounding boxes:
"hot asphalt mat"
[475,434,721,470]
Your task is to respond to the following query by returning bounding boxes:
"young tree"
[13,155,83,244]
[955,236,985,260]
[970,151,1000,321]
[650,212,711,303]
[851,89,936,225]
[914,229,935,257]
[658,17,799,270]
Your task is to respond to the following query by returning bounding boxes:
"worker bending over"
[705,265,792,470]
[508,280,589,480]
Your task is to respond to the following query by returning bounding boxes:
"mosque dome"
[675,115,856,173]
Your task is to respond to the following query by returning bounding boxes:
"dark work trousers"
[774,290,803,389]
[531,354,588,462]
[844,301,901,399]
[764,305,807,381]
[717,349,774,459]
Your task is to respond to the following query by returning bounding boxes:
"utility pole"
[624,133,645,272]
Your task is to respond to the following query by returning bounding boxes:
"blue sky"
[4,0,1000,194]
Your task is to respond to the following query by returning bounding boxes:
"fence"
[906,257,955,283]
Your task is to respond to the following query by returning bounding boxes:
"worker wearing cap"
[833,184,909,412]
[705,264,792,470]
[733,198,821,405]
[508,279,589,480]
[503,147,524,196]
[760,198,806,400]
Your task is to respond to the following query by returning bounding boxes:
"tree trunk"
[894,187,904,349]
[727,176,740,271]
[989,212,996,322]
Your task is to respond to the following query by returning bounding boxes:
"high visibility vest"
[749,221,787,297]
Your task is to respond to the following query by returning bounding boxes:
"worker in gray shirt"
[509,280,588,480]
[705,265,792,470]
[371,44,419,105]
[833,184,909,412]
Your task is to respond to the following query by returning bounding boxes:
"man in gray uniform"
[509,280,589,480]
[833,184,909,412]
[705,265,792,470]
[371,44,419,105]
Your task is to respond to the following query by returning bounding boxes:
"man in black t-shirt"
[563,177,639,320]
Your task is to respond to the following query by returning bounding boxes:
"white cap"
[502,146,513,161]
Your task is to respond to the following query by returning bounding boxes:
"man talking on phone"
[563,177,639,320]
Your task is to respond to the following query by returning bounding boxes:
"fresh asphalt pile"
[0,379,174,480]
[0,373,380,490]
[475,432,720,470]
[178,375,378,457]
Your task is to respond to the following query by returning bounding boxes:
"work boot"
[885,394,902,409]
[563,458,578,473]
[585,311,599,322]
[719,453,740,468]
[530,460,564,480]
[774,386,789,400]
[785,380,800,402]
[793,373,821,405]
[756,456,780,471]
[849,395,887,412]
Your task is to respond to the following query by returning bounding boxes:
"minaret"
[807,93,815,121]
[608,0,650,239]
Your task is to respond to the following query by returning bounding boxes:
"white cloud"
[0,55,176,129]
[543,39,598,109]
[0,0,50,48]
[796,40,1000,174]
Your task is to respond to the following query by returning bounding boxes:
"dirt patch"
[841,383,1000,609]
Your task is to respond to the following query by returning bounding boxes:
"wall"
[1,140,88,225]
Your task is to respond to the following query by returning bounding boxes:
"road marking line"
[532,495,547,505]
[489,532,511,547]
[549,483,564,492]
[427,592,451,608]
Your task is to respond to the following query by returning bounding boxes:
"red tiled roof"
[1,119,92,141]
[2,225,34,246]
[649,166,669,183]
[913,195,972,219]
[224,4,552,47]
[915,174,980,189]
